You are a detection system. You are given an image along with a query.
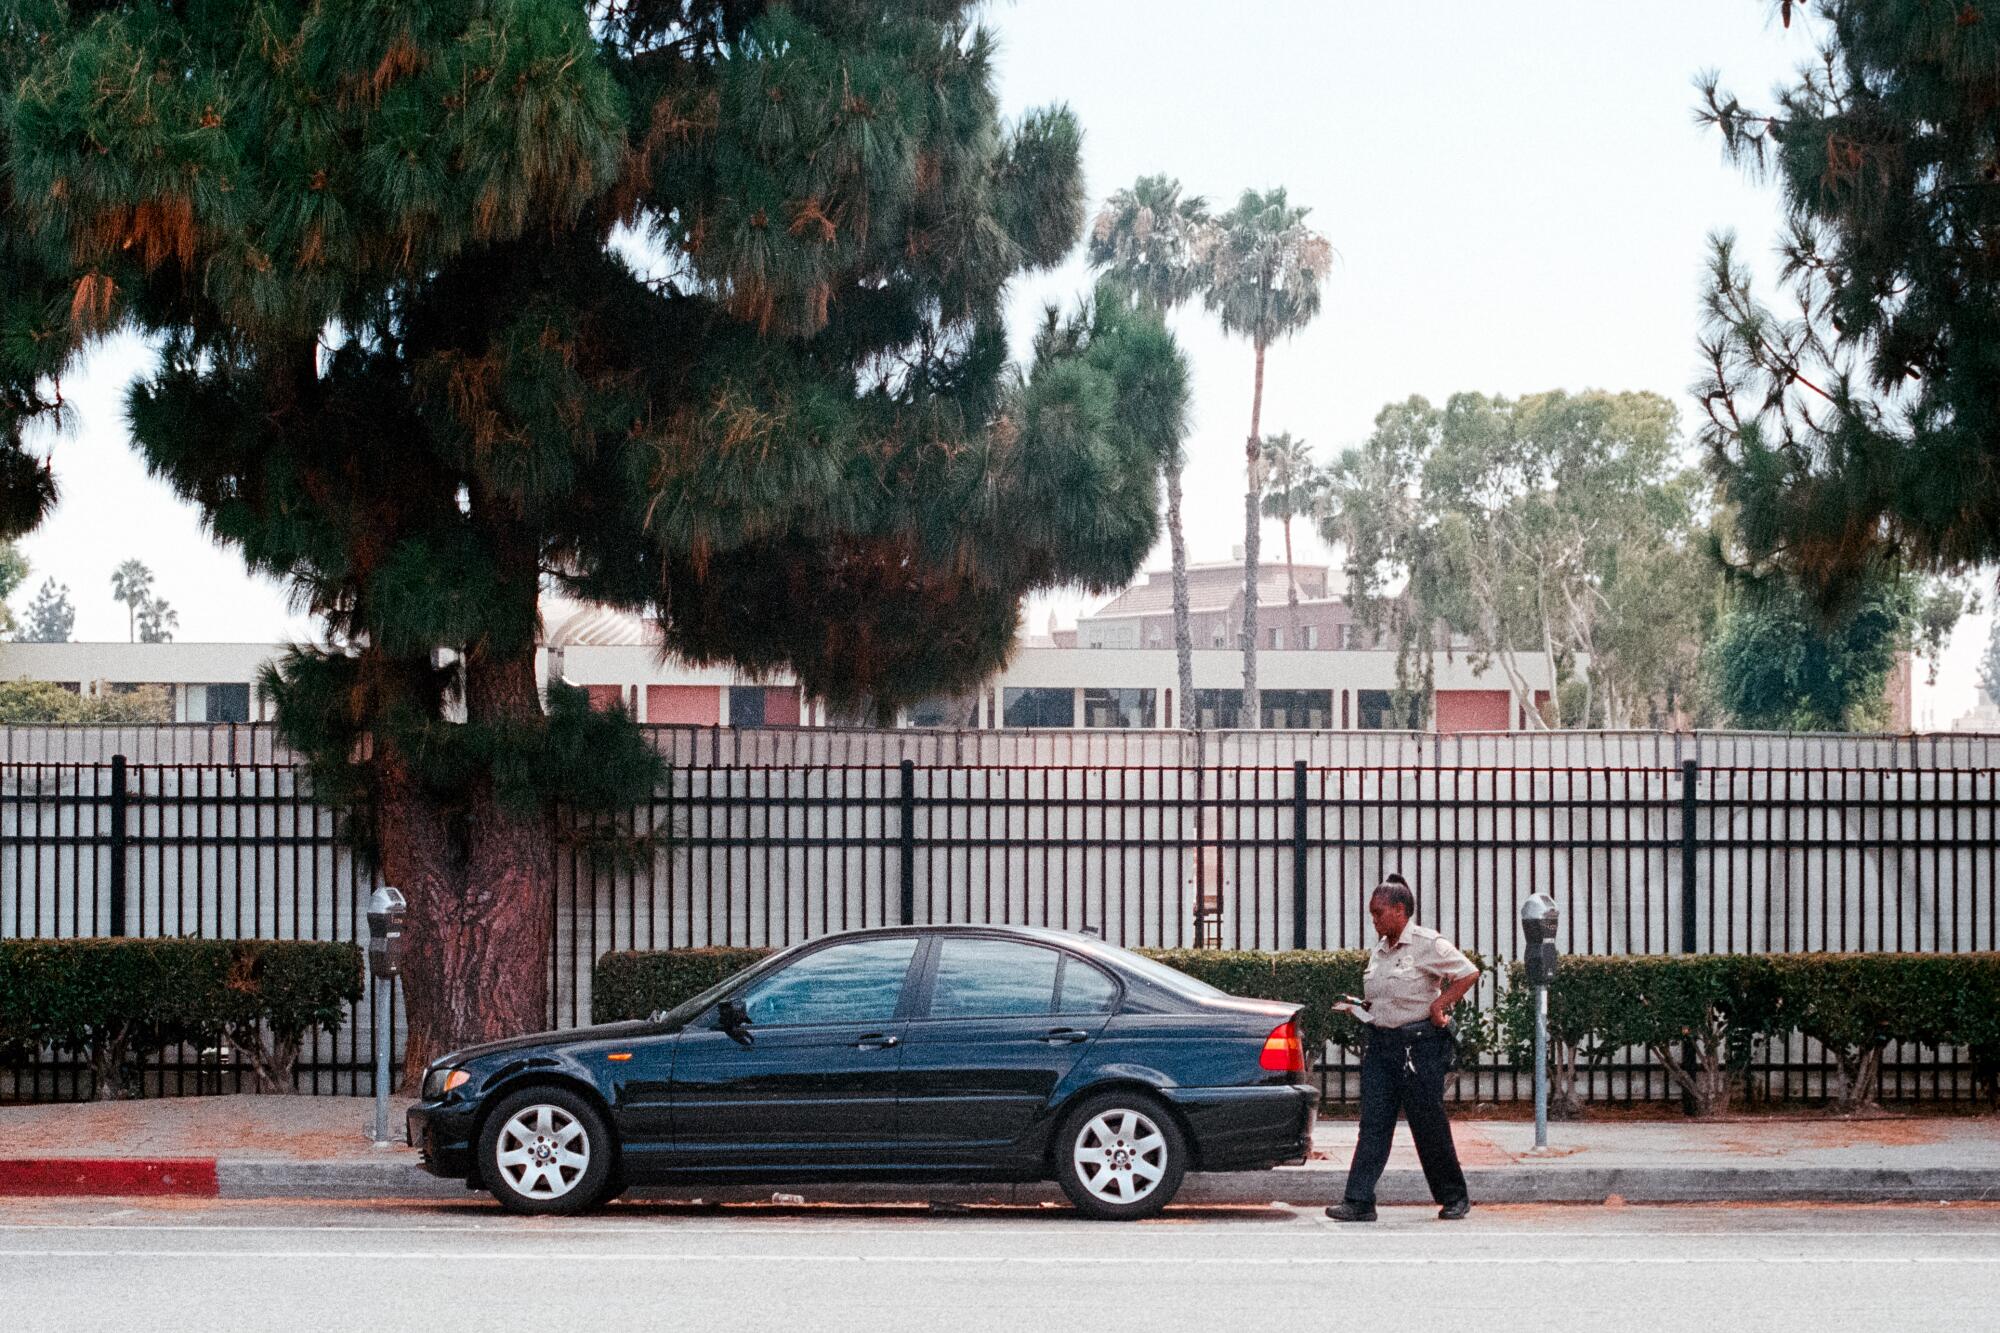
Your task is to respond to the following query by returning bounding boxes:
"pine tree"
[1698,2,2000,595]
[9,3,1161,1074]
[22,578,73,643]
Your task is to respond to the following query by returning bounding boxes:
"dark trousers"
[1341,1027,1469,1207]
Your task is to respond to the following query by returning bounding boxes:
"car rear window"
[1094,947,1230,1000]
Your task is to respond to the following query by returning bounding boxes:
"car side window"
[1057,957,1120,1014]
[926,939,1061,1019]
[735,937,919,1027]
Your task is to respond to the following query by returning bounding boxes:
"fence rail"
[4,724,1997,1104]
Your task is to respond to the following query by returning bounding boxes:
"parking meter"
[1519,892,1561,1152]
[1520,892,1560,986]
[367,886,408,979]
[365,886,407,1146]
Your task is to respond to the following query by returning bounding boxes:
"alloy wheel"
[1071,1107,1168,1205]
[494,1103,591,1200]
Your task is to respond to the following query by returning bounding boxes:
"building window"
[1269,626,1283,650]
[1305,625,1320,649]
[1192,689,1242,729]
[728,687,767,728]
[1003,687,1075,728]
[1356,689,1415,731]
[1260,689,1333,729]
[907,694,980,728]
[1331,625,1348,651]
[1146,625,1163,648]
[205,683,251,723]
[1082,688,1156,728]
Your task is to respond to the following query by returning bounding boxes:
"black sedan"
[407,925,1316,1219]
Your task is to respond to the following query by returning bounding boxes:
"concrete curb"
[205,1161,2000,1206]
[8,1157,1996,1205]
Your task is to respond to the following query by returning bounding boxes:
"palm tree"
[1202,188,1332,727]
[110,559,153,643]
[1259,432,1323,637]
[1090,175,1210,729]
[137,597,178,644]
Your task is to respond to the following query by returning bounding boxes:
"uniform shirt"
[1361,922,1478,1028]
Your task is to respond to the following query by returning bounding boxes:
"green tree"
[0,679,170,724]
[1321,391,1714,729]
[109,560,153,645]
[1702,567,1965,731]
[1697,3,2000,599]
[11,2,1159,1072]
[1201,188,1331,726]
[0,541,26,637]
[1089,174,1207,726]
[1980,617,2000,712]
[1257,431,1321,639]
[21,578,73,643]
[137,597,177,644]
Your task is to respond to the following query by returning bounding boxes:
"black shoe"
[1324,1202,1377,1222]
[1437,1199,1471,1220]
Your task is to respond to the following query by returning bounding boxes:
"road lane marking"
[3,1220,1998,1241]
[4,1248,1999,1266]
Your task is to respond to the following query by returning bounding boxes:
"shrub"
[220,941,364,1092]
[0,938,362,1099]
[592,948,774,1024]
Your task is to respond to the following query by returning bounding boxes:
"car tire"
[478,1086,617,1216]
[1054,1090,1187,1220]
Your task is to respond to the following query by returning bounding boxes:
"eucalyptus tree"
[1201,189,1331,725]
[1089,174,1207,726]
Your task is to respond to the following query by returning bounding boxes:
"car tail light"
[1260,1019,1306,1073]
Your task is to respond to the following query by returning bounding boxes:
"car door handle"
[853,1034,900,1050]
[1041,1028,1092,1045]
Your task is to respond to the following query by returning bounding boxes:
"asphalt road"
[2,1198,1997,1332]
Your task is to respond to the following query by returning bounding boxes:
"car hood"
[441,1019,660,1066]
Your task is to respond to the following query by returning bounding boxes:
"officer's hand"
[1428,998,1449,1028]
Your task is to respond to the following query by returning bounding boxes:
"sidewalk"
[2,1095,1996,1205]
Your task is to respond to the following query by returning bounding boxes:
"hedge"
[593,948,773,1023]
[1497,952,2000,1116]
[0,938,363,1099]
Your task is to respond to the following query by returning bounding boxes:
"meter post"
[365,886,408,1147]
[1518,893,1561,1152]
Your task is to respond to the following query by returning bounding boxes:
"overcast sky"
[10,1,1991,726]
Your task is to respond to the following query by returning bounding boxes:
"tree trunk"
[381,749,475,1088]
[1165,457,1196,729]
[1240,339,1265,730]
[1283,514,1301,642]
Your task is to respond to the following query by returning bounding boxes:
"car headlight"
[422,1067,470,1100]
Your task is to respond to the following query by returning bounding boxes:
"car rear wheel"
[479,1086,616,1216]
[1055,1091,1187,1220]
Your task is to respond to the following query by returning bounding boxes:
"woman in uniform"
[1326,873,1480,1221]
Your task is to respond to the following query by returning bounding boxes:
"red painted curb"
[0,1158,220,1197]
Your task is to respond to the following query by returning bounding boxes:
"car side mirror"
[718,998,753,1046]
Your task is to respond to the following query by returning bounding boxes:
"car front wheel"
[479,1086,616,1216]
[1055,1091,1187,1220]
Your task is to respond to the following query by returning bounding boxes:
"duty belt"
[1368,1019,1451,1076]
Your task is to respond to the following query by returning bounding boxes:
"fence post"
[1291,760,1308,950]
[1679,759,1699,953]
[1679,757,1699,1114]
[898,758,916,926]
[109,754,128,937]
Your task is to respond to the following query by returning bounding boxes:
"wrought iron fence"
[4,725,1996,1103]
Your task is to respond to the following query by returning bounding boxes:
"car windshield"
[646,949,797,1028]
[1085,943,1229,1000]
